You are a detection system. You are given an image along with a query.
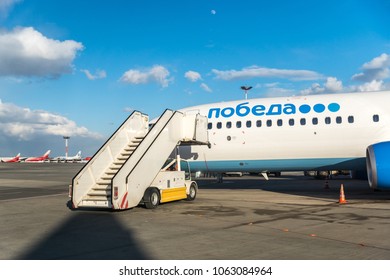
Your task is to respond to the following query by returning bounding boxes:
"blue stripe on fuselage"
[188,157,366,172]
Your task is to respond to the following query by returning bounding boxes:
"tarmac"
[0,163,389,260]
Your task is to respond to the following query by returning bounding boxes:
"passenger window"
[246,120,252,128]
[373,115,379,122]
[207,122,212,130]
[336,116,342,124]
[277,119,283,127]
[312,117,318,125]
[348,116,354,123]
[266,120,272,127]
[256,120,262,127]
[300,118,306,125]
[325,117,331,124]
[217,122,222,129]
[289,119,295,126]
[236,121,242,128]
[226,121,232,129]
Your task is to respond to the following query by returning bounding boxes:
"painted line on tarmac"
[0,192,68,202]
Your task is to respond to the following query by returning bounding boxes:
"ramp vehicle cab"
[142,156,198,209]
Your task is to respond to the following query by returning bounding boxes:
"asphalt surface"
[0,163,389,260]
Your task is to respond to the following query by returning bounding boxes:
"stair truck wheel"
[143,188,160,209]
[186,182,198,201]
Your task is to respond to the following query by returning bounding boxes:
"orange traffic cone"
[339,184,347,204]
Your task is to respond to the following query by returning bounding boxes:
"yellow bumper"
[160,187,187,203]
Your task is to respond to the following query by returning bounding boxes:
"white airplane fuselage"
[178,91,390,188]
[53,151,82,162]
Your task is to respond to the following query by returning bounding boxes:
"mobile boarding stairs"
[70,109,209,210]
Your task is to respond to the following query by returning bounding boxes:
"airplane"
[24,150,51,162]
[52,151,82,162]
[0,153,21,163]
[176,90,390,191]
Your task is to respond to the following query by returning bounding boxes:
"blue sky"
[0,0,389,157]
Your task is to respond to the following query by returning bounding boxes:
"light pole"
[241,86,252,100]
[63,136,70,158]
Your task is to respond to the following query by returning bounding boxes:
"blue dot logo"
[313,104,325,113]
[299,104,311,114]
[328,103,340,112]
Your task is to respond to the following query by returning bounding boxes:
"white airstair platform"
[71,109,208,210]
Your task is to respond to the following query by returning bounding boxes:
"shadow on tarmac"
[20,210,150,260]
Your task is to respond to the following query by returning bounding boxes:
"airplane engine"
[366,141,390,189]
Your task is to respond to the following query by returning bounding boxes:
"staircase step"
[96,179,111,185]
[109,164,121,170]
[92,185,111,191]
[101,174,114,180]
[83,196,111,201]
[112,159,125,165]
[128,144,139,148]
[88,191,111,197]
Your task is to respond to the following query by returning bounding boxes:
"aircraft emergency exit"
[177,91,390,190]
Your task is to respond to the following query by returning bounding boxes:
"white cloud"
[300,83,324,95]
[0,27,84,78]
[352,53,390,82]
[212,65,323,81]
[0,0,21,18]
[362,53,390,69]
[0,100,102,141]
[81,69,107,80]
[324,77,343,92]
[354,80,384,92]
[184,70,202,82]
[264,82,280,88]
[120,65,172,87]
[200,83,212,93]
[300,77,343,95]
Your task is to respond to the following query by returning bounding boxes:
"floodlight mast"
[63,136,70,158]
[241,86,252,100]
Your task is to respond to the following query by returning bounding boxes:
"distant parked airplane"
[25,150,51,162]
[0,153,21,163]
[52,151,82,162]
